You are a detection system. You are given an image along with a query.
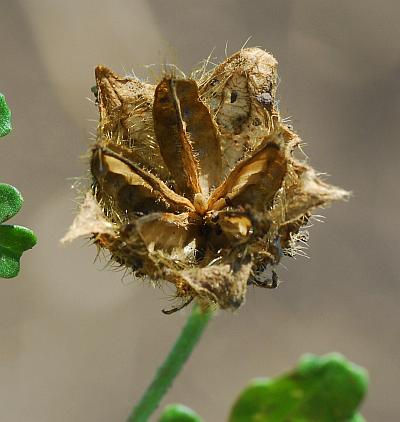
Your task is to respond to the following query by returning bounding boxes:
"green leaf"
[0,225,37,278]
[0,98,36,278]
[0,93,12,137]
[159,404,204,422]
[348,414,366,422]
[229,353,368,422]
[0,184,23,223]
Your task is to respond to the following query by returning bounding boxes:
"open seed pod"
[63,48,349,313]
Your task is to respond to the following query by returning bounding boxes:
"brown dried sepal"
[63,47,349,313]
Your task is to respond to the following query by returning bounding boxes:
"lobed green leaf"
[159,404,204,422]
[0,93,12,137]
[0,183,23,224]
[0,97,37,278]
[348,414,366,422]
[0,225,37,278]
[229,353,368,422]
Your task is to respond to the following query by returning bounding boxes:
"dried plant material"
[61,192,114,243]
[63,47,349,313]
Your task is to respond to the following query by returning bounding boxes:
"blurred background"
[1,0,399,420]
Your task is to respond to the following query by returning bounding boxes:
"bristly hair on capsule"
[62,47,349,314]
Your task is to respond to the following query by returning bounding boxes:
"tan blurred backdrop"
[1,1,399,421]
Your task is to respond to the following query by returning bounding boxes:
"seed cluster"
[63,48,348,313]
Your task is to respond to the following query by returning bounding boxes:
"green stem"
[127,303,214,422]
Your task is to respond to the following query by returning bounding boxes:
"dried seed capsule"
[63,48,349,313]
